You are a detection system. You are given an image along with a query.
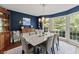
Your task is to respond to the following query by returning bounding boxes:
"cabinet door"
[0,33,4,51]
[4,32,10,48]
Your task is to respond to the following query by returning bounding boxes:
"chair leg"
[46,50,48,54]
[56,38,59,51]
[56,43,59,51]
[33,47,36,54]
[51,48,55,54]
[22,50,24,54]
[53,49,55,54]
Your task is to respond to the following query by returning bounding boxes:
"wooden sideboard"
[22,28,35,33]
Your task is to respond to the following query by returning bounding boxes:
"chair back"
[53,34,59,51]
[20,36,28,54]
[46,33,59,54]
[12,31,20,42]
[46,36,54,54]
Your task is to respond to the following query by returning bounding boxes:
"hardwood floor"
[5,41,21,51]
[0,41,21,54]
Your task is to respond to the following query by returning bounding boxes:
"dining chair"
[46,33,59,54]
[20,36,28,54]
[54,34,59,51]
[52,34,59,53]
[38,36,54,54]
[11,31,20,43]
[46,36,55,54]
[20,36,34,54]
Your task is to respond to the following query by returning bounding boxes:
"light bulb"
[42,17,45,22]
[39,18,41,22]
[21,26,24,29]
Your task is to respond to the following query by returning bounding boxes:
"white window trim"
[65,15,70,40]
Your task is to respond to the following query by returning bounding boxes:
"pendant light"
[41,4,45,22]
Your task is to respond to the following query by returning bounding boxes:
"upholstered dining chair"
[20,36,34,54]
[46,36,55,54]
[48,33,59,54]
[54,34,59,51]
[11,31,20,43]
[39,35,55,54]
[20,36,28,54]
[40,33,59,54]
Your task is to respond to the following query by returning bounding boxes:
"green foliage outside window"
[51,17,65,37]
[53,17,65,31]
[70,14,79,41]
[70,14,79,33]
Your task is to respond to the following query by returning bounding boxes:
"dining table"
[22,32,55,53]
[22,32,54,46]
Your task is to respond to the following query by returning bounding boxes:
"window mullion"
[65,15,70,40]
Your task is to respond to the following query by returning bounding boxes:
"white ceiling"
[1,4,78,16]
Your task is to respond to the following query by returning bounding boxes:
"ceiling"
[1,4,78,16]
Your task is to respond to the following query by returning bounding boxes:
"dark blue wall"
[9,10,38,31]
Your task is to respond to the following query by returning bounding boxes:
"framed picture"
[23,18,31,26]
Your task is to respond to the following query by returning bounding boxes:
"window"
[43,18,49,32]
[39,17,50,32]
[49,17,66,37]
[70,13,79,42]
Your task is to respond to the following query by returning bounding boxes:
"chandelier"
[39,4,46,23]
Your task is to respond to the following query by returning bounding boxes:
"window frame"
[69,11,79,42]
